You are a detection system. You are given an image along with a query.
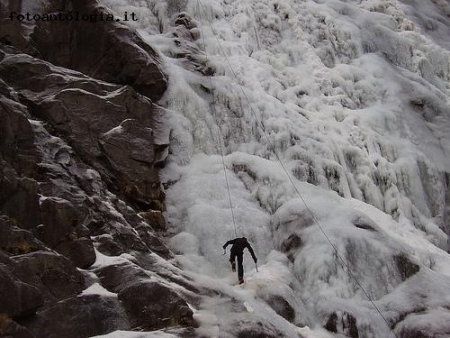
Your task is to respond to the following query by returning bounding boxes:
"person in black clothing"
[223,237,257,284]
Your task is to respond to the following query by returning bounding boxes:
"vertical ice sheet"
[99,0,450,336]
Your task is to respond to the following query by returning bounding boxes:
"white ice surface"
[99,0,450,336]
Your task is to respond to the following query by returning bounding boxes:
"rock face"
[0,316,36,338]
[265,295,295,323]
[95,261,196,331]
[21,295,130,338]
[235,320,286,338]
[0,53,163,210]
[30,1,167,102]
[0,0,187,336]
[0,264,44,319]
[0,216,45,255]
[324,311,359,338]
[118,282,195,330]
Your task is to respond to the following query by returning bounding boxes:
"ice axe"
[255,261,259,273]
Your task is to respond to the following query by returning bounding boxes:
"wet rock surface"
[118,281,195,330]
[0,1,197,336]
[11,251,85,303]
[0,53,163,209]
[19,295,130,338]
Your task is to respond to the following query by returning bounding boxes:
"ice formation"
[99,0,450,337]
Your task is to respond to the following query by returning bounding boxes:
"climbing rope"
[195,1,399,337]
[197,2,238,238]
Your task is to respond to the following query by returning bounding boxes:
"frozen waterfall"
[99,0,450,337]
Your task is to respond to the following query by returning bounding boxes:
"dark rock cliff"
[0,0,197,336]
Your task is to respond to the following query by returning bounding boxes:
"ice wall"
[100,0,450,337]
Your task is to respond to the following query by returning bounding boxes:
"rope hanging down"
[197,5,238,238]
[195,2,399,337]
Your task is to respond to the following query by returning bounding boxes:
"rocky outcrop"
[0,52,165,210]
[394,254,420,281]
[0,0,184,335]
[0,216,45,255]
[235,320,286,338]
[96,261,196,331]
[29,0,167,102]
[138,210,167,231]
[38,197,95,268]
[0,96,41,231]
[265,295,296,323]
[12,252,85,303]
[118,282,195,330]
[0,316,36,338]
[393,308,450,338]
[21,295,130,338]
[0,265,44,319]
[324,311,359,338]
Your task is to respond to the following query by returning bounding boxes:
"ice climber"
[223,237,257,284]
